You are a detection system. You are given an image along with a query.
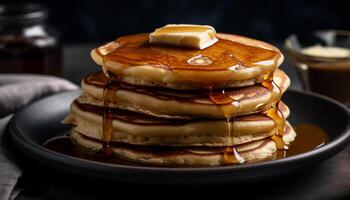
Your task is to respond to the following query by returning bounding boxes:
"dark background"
[0,1,349,199]
[3,0,350,44]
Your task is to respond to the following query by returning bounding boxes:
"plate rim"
[9,89,350,175]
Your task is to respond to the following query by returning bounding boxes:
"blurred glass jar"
[0,3,62,76]
[285,30,350,105]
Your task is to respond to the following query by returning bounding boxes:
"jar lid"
[0,3,48,25]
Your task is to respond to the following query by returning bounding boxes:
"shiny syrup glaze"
[211,69,283,163]
[208,87,243,163]
[100,78,117,155]
[100,50,120,154]
[97,33,281,72]
[95,34,277,164]
[83,77,274,163]
[261,73,286,150]
[44,123,329,166]
[84,72,281,106]
[286,124,329,157]
[83,71,282,163]
[90,33,281,164]
[74,100,289,135]
[74,100,284,125]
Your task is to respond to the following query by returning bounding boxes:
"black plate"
[9,90,350,184]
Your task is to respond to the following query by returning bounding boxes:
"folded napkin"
[0,74,78,200]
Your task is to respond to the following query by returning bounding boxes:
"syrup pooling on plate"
[289,124,329,156]
[45,123,329,166]
[273,124,329,159]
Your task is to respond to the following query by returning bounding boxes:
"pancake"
[63,101,290,146]
[81,69,289,119]
[91,33,284,89]
[63,25,296,167]
[70,121,296,166]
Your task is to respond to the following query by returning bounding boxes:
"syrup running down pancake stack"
[63,24,296,166]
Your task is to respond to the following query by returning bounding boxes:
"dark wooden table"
[13,44,350,200]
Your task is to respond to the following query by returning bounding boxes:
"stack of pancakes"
[64,32,296,166]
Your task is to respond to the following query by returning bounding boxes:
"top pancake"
[91,33,283,89]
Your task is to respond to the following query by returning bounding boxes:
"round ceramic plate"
[9,90,350,184]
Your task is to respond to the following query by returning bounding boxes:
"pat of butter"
[149,24,218,49]
[302,45,350,58]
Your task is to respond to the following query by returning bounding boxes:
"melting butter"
[302,45,350,58]
[149,24,218,49]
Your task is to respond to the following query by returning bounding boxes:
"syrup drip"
[266,104,286,149]
[101,59,120,154]
[261,73,286,150]
[223,117,245,164]
[209,87,244,163]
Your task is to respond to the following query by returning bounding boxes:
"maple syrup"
[84,73,247,163]
[100,56,120,155]
[83,72,264,108]
[93,32,282,163]
[286,124,329,157]
[0,4,62,75]
[285,30,350,104]
[66,31,284,164]
[97,33,280,73]
[44,123,329,166]
[83,75,282,163]
[265,103,286,150]
[44,136,140,165]
[101,82,115,155]
[261,71,287,150]
[43,136,77,157]
[208,87,244,163]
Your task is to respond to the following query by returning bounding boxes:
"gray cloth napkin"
[0,74,78,200]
